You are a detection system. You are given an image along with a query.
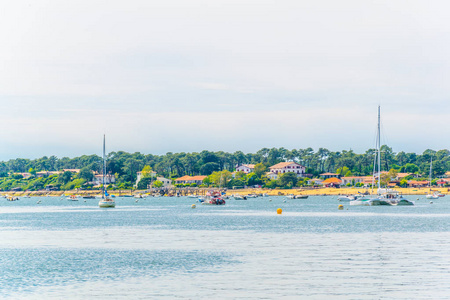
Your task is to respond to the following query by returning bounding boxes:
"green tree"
[153,180,163,188]
[200,162,220,175]
[336,166,349,177]
[278,172,298,188]
[253,163,267,178]
[141,165,153,177]
[79,167,94,182]
[58,171,73,184]
[137,177,152,189]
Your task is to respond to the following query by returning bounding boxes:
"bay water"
[1,195,449,299]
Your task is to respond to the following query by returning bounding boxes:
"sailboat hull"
[99,199,116,208]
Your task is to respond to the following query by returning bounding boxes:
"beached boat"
[98,135,115,208]
[6,196,19,201]
[234,194,247,200]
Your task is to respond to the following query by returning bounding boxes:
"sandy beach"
[1,187,448,197]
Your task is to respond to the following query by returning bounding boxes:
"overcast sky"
[1,0,449,160]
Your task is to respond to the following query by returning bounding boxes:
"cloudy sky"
[1,0,449,160]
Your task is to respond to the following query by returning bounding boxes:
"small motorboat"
[67,195,79,201]
[426,193,439,199]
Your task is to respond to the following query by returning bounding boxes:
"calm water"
[1,195,449,299]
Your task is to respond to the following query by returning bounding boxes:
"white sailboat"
[426,158,439,199]
[350,106,414,206]
[98,135,116,208]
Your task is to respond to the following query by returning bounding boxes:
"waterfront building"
[13,172,32,179]
[90,174,116,186]
[36,171,62,177]
[62,169,80,174]
[135,171,157,186]
[236,164,255,174]
[407,180,429,187]
[341,176,370,186]
[174,175,207,185]
[266,172,278,180]
[320,172,340,179]
[269,162,306,177]
[156,177,172,187]
[308,178,323,185]
[321,177,342,187]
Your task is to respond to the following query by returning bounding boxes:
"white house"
[269,162,306,177]
[236,164,255,174]
[266,172,278,180]
[340,176,368,186]
[91,174,116,186]
[320,172,340,179]
[135,171,157,186]
[13,172,32,179]
[174,175,207,185]
[155,177,172,187]
[308,178,324,185]
[36,171,62,177]
[62,169,80,174]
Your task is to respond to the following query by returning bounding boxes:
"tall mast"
[103,134,106,196]
[377,105,381,190]
[429,157,432,189]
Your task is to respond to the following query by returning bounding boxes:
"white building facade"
[269,162,306,177]
[236,164,255,174]
[91,174,116,186]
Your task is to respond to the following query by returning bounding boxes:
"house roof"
[270,162,304,169]
[238,164,255,169]
[341,176,366,180]
[175,175,207,181]
[396,173,413,178]
[322,177,342,184]
[190,176,207,181]
[320,172,338,176]
[310,178,323,182]
[175,175,192,181]
[63,169,80,173]
[407,180,429,185]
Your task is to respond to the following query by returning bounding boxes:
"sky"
[1,0,449,160]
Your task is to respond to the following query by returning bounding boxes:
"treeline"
[0,147,449,191]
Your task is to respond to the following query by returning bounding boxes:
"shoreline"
[0,187,448,197]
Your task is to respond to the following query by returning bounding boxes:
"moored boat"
[98,135,115,208]
[350,106,413,206]
[287,194,308,199]
[201,190,226,205]
[67,195,79,201]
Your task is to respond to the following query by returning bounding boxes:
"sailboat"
[98,135,116,208]
[426,158,439,199]
[350,106,414,206]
